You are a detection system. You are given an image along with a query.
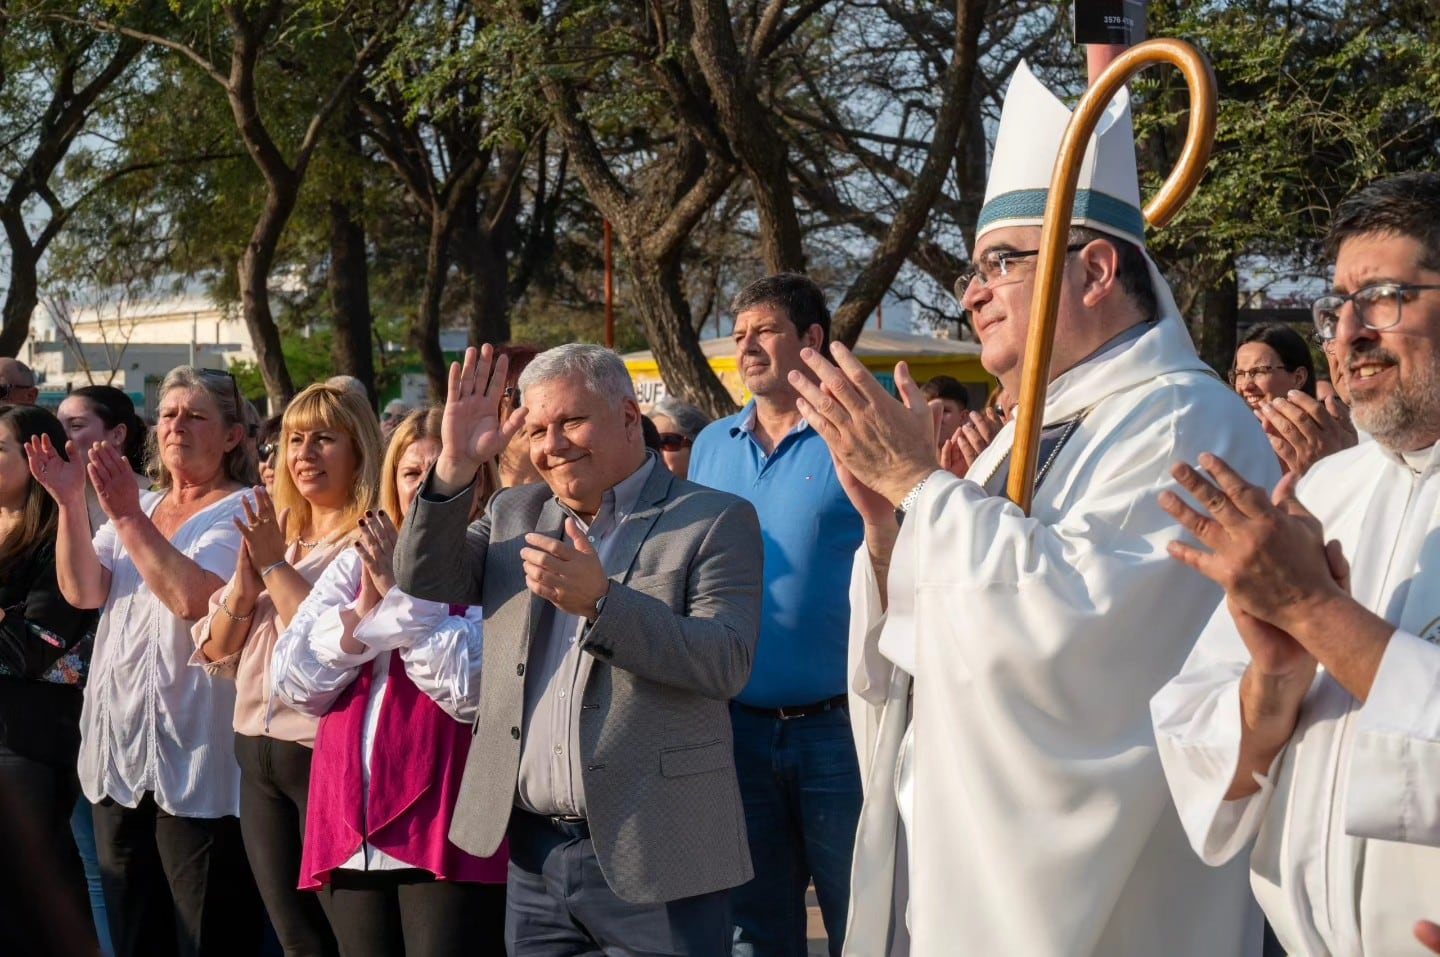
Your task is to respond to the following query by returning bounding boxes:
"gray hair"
[517,343,635,405]
[650,397,711,438]
[147,366,258,490]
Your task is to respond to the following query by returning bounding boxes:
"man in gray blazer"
[394,342,763,957]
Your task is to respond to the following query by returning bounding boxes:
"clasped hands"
[1160,455,1353,678]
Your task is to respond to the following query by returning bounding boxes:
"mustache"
[1346,344,1399,374]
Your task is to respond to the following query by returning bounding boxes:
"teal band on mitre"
[977,188,1146,243]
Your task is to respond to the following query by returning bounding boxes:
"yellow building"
[623,328,992,410]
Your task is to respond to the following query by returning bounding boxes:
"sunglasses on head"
[198,367,243,419]
[657,432,693,452]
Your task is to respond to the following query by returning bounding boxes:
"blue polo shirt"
[688,401,864,708]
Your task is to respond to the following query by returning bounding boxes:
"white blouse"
[271,548,484,870]
[78,488,248,818]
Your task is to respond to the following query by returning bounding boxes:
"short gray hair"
[650,397,711,438]
[518,344,635,405]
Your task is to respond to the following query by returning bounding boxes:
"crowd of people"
[1,47,1439,957]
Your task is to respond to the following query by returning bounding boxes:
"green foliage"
[1137,0,1440,278]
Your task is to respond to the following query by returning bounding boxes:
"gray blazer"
[394,461,763,904]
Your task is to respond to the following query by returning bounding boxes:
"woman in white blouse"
[29,366,261,957]
[273,408,504,957]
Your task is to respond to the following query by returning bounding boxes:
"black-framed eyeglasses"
[657,432,694,452]
[954,244,1090,299]
[257,442,278,463]
[198,367,243,421]
[1311,282,1440,341]
[1227,365,1286,386]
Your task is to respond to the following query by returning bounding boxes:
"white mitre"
[977,60,1186,329]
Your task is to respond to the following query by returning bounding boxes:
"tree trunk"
[327,196,376,404]
[468,234,512,347]
[457,181,513,346]
[413,212,453,401]
[626,250,737,418]
[1192,257,1239,374]
[688,0,805,273]
[0,214,38,357]
[238,192,297,407]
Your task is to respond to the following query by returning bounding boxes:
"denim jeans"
[728,703,863,957]
[73,798,114,957]
[506,810,729,957]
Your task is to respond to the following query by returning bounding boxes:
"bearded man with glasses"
[1154,171,1440,955]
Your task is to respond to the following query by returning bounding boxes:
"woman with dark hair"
[1229,323,1316,407]
[255,414,283,497]
[29,366,262,957]
[57,386,150,534]
[1232,323,1356,475]
[0,405,100,956]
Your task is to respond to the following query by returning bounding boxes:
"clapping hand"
[788,346,938,508]
[232,487,290,571]
[435,345,528,495]
[1255,391,1358,476]
[941,408,1005,479]
[522,519,611,621]
[231,539,264,602]
[1416,920,1440,954]
[88,441,143,522]
[25,433,86,506]
[355,510,399,614]
[1160,456,1344,632]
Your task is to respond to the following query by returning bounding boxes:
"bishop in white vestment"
[789,63,1276,956]
[1153,173,1440,957]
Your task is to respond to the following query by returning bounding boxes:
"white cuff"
[352,587,450,652]
[1348,629,1440,844]
[310,601,380,669]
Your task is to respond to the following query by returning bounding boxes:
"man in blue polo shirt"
[688,273,865,957]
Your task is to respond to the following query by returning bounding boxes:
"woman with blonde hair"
[193,383,381,957]
[273,407,505,956]
[28,366,261,957]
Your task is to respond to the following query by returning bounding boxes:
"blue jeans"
[505,810,730,957]
[72,799,114,957]
[729,703,863,957]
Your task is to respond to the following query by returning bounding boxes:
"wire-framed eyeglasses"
[1311,282,1440,341]
[954,244,1089,300]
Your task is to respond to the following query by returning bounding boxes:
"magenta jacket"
[300,647,507,889]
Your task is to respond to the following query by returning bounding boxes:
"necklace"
[295,533,323,549]
[982,409,1090,493]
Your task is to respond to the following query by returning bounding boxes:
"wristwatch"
[589,589,609,622]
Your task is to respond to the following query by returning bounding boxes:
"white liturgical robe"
[843,316,1278,957]
[1153,440,1440,956]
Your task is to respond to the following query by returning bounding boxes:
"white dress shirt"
[272,549,484,870]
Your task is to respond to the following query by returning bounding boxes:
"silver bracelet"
[219,590,253,622]
[259,559,288,579]
[898,473,934,515]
